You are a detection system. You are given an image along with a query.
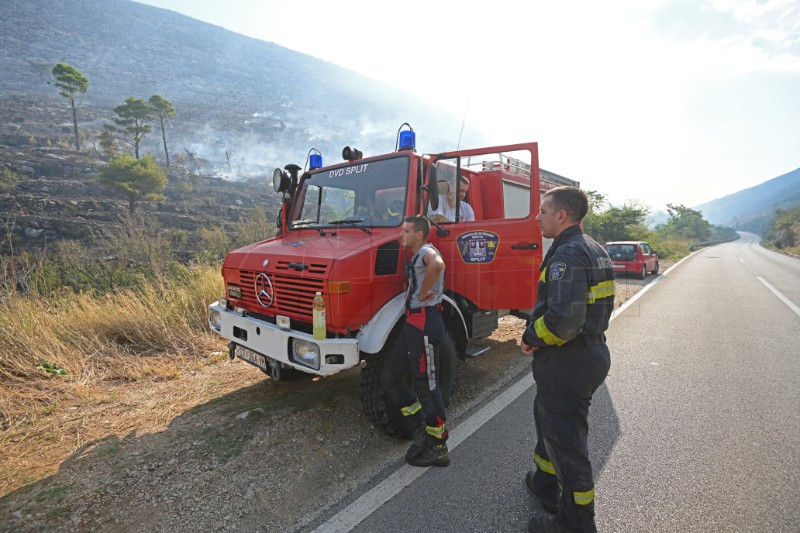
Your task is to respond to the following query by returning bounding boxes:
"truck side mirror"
[426,166,439,211]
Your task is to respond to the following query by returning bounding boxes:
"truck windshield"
[290,156,409,229]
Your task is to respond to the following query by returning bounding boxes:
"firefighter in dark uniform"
[521,187,615,533]
[381,215,449,467]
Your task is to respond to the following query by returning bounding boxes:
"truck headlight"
[209,308,222,331]
[291,339,320,370]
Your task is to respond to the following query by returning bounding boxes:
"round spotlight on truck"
[273,168,290,193]
[342,146,363,161]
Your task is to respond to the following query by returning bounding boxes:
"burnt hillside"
[0,0,474,256]
[0,0,472,166]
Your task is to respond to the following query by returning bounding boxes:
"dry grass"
[0,264,230,494]
[0,255,671,496]
[780,246,800,256]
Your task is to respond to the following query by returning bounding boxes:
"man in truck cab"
[429,175,475,223]
[380,215,450,467]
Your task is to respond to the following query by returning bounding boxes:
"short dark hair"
[544,186,588,222]
[405,215,430,239]
[458,175,469,185]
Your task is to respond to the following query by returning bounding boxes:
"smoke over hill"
[0,0,479,178]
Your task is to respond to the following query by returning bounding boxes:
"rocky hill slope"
[0,0,472,170]
[0,140,276,258]
[0,0,475,255]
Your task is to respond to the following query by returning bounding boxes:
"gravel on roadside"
[0,267,672,532]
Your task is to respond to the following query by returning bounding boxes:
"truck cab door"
[423,143,542,313]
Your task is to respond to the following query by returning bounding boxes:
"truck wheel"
[360,331,457,439]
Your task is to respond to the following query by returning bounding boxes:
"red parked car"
[605,241,660,279]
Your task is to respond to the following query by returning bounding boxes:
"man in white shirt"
[430,176,475,223]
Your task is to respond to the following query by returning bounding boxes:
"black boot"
[405,426,427,462]
[528,514,570,533]
[525,470,560,514]
[406,440,449,467]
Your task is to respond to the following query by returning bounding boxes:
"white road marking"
[313,375,534,533]
[314,251,699,532]
[611,251,695,319]
[757,277,800,317]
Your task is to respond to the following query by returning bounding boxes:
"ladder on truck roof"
[478,155,580,189]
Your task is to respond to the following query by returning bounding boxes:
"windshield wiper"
[291,219,324,235]
[326,218,371,234]
[291,219,315,228]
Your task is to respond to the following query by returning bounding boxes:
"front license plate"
[236,345,269,373]
[613,264,625,269]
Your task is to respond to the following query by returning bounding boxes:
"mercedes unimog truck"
[208,127,578,435]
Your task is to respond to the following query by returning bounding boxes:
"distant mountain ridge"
[0,0,475,176]
[694,167,800,231]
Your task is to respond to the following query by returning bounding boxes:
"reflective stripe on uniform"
[424,336,437,392]
[534,316,568,346]
[586,280,615,304]
[401,400,421,416]
[534,452,556,475]
[573,487,595,505]
[539,269,546,283]
[426,423,446,439]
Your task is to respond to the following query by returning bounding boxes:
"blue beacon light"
[399,130,416,151]
[309,153,323,169]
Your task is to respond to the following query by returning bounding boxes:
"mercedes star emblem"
[255,273,274,308]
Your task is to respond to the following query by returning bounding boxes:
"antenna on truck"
[456,89,471,150]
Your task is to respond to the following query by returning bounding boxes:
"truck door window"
[427,150,533,223]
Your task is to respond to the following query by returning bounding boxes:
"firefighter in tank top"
[380,215,450,467]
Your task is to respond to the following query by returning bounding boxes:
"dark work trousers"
[380,306,447,437]
[530,337,611,533]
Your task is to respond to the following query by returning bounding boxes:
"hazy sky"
[135,0,800,211]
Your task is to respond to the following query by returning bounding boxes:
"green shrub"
[645,235,690,260]
[0,168,19,191]
[176,180,194,194]
[197,207,275,265]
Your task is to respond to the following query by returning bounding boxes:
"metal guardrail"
[688,235,741,251]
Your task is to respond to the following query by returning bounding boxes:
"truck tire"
[359,330,457,439]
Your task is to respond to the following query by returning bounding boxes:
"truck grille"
[238,269,326,321]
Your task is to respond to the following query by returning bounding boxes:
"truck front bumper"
[208,301,360,377]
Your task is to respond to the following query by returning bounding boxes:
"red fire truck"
[208,128,578,435]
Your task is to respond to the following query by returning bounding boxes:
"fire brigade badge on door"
[457,231,499,263]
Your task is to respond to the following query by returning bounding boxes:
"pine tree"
[113,97,155,159]
[148,95,176,167]
[98,124,120,159]
[51,63,89,151]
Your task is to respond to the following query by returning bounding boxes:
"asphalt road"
[312,233,800,532]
